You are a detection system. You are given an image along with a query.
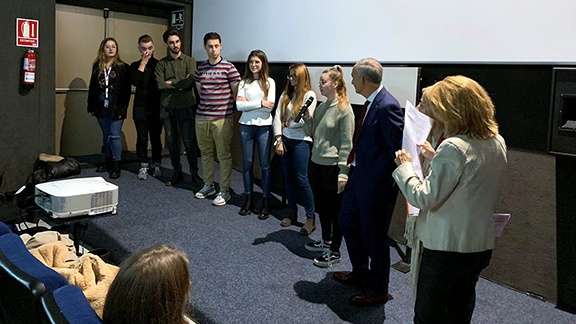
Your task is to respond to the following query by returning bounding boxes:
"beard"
[169,46,181,55]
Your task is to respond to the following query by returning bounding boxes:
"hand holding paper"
[417,141,436,161]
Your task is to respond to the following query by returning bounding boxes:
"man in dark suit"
[333,58,404,306]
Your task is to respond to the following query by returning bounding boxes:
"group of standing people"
[87,30,240,206]
[87,33,405,306]
[235,55,405,307]
[88,29,508,323]
[235,53,508,322]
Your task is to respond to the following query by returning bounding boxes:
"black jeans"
[134,109,163,164]
[160,106,199,174]
[309,162,343,252]
[415,248,492,324]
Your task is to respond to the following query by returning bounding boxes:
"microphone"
[294,97,315,123]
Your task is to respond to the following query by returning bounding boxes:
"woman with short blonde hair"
[421,75,498,139]
[393,75,507,324]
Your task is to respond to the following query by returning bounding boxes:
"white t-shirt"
[272,90,317,141]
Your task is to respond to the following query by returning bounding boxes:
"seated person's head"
[103,243,192,324]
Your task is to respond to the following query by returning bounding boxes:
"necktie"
[347,100,370,164]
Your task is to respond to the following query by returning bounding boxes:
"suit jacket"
[351,86,404,202]
[393,134,508,253]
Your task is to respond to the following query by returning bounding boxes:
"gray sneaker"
[137,163,149,180]
[195,183,216,199]
[152,162,162,178]
[212,190,231,206]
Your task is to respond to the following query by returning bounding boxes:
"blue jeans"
[240,124,272,197]
[280,137,315,218]
[97,109,124,161]
[160,106,199,174]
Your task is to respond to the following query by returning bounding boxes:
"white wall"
[308,66,420,106]
[193,0,576,64]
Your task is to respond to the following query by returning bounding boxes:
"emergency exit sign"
[16,18,39,48]
[171,10,184,30]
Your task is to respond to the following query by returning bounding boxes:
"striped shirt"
[194,58,240,119]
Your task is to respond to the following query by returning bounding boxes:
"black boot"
[96,156,112,173]
[239,194,252,216]
[165,169,183,187]
[109,161,121,179]
[258,197,270,220]
[190,170,204,188]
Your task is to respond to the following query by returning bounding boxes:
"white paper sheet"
[402,100,434,216]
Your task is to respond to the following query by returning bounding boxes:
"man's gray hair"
[354,58,383,84]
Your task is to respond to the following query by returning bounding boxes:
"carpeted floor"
[73,156,576,324]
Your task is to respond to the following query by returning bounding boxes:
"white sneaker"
[195,184,216,199]
[212,190,231,206]
[137,163,149,180]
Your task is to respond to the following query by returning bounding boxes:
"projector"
[35,177,118,218]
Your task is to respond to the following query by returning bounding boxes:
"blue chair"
[40,285,103,324]
[0,233,69,291]
[0,221,12,236]
[0,233,69,323]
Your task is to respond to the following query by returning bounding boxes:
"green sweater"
[304,99,354,179]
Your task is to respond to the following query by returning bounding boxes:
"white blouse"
[236,77,276,126]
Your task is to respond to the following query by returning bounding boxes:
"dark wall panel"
[418,64,555,152]
[0,0,56,191]
[556,155,576,311]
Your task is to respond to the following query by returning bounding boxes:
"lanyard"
[104,66,112,99]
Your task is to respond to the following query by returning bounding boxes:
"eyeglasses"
[287,74,296,80]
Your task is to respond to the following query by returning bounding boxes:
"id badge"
[104,98,109,108]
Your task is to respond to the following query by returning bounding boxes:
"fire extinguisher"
[22,49,36,90]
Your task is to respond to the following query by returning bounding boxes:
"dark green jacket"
[155,53,197,109]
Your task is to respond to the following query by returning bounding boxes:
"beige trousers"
[195,118,234,190]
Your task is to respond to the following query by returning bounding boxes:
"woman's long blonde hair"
[421,75,498,139]
[281,63,312,122]
[322,65,350,109]
[93,37,124,75]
